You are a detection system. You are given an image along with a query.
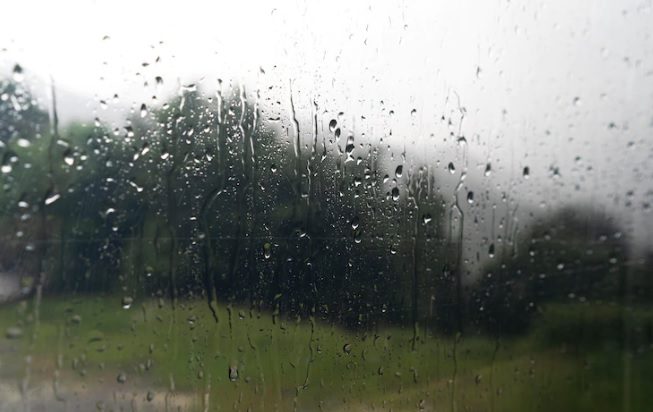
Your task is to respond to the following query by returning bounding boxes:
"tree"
[469,206,629,334]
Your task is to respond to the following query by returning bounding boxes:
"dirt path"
[0,378,196,412]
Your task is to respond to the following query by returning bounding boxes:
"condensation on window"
[0,1,652,411]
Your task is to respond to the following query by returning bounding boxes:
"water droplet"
[395,165,403,178]
[351,216,360,230]
[410,108,417,116]
[116,372,127,384]
[488,244,495,258]
[45,192,61,205]
[12,64,23,82]
[329,119,337,132]
[128,181,144,192]
[484,163,491,176]
[523,166,530,178]
[270,164,277,173]
[467,191,474,204]
[263,243,271,259]
[121,296,133,309]
[448,162,456,174]
[228,364,239,382]
[17,138,30,148]
[422,214,432,224]
[155,76,163,85]
[1,164,12,174]
[140,103,148,118]
[343,343,352,354]
[391,187,400,201]
[63,150,74,166]
[146,391,155,402]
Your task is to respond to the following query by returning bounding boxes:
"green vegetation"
[1,297,652,411]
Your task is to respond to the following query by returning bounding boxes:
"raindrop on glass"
[45,192,61,206]
[263,243,271,259]
[17,138,30,148]
[391,187,400,201]
[228,364,239,382]
[12,64,23,82]
[63,150,74,166]
[351,216,360,230]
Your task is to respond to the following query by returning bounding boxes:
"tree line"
[1,77,650,336]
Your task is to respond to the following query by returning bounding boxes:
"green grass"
[1,297,652,411]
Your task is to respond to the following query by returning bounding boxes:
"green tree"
[469,206,629,334]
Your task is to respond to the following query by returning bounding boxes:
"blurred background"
[0,1,651,411]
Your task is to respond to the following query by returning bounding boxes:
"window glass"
[1,1,652,411]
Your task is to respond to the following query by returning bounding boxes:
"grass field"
[1,296,652,411]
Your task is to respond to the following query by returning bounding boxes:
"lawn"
[1,296,652,411]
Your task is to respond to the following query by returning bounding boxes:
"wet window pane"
[1,2,652,411]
